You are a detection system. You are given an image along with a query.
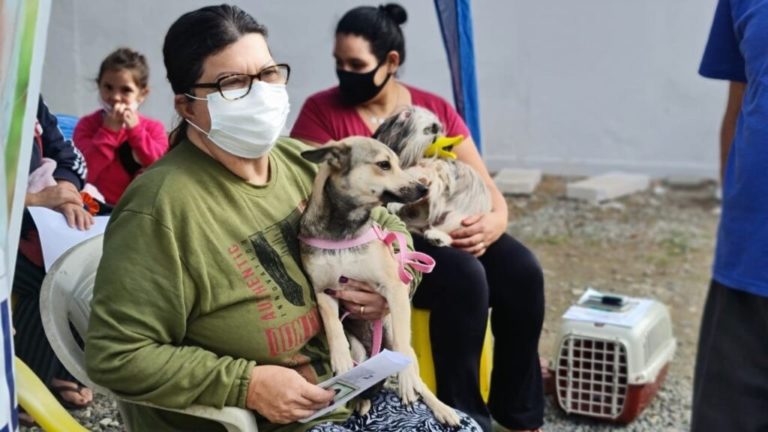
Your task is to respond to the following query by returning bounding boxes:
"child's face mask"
[99,97,140,113]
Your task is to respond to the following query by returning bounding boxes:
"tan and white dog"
[372,107,492,247]
[298,137,460,425]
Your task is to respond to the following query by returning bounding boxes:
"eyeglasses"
[188,64,291,101]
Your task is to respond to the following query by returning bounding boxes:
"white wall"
[42,0,725,178]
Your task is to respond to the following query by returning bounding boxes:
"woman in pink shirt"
[291,4,544,432]
[74,48,168,205]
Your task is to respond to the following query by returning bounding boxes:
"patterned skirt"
[308,389,481,432]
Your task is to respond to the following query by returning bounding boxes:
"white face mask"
[186,82,290,159]
[99,97,140,113]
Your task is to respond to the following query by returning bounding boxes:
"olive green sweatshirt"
[85,138,418,432]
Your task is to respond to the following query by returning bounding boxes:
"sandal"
[49,380,92,410]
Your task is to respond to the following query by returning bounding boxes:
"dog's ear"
[373,110,414,153]
[301,144,351,170]
[397,109,412,121]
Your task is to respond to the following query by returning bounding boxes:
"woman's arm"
[125,118,169,167]
[86,211,255,410]
[720,81,745,180]
[449,136,508,255]
[38,98,86,189]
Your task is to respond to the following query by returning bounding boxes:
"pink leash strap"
[370,225,436,284]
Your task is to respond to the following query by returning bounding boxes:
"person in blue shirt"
[693,1,768,431]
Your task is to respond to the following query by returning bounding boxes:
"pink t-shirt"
[290,85,470,145]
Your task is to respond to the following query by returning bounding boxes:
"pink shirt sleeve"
[291,96,336,145]
[125,117,169,167]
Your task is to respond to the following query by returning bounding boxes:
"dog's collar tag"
[423,134,464,159]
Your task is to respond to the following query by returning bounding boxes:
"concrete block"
[566,172,650,203]
[494,168,542,195]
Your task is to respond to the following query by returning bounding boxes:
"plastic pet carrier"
[552,294,676,423]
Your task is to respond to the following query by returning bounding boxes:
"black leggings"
[412,234,545,431]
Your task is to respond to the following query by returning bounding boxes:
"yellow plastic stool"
[412,308,493,402]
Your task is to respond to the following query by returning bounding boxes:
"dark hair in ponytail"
[336,3,407,66]
[162,4,268,148]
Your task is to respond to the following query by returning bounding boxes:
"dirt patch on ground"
[507,176,718,379]
[505,175,719,430]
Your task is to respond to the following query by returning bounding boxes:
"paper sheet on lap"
[28,206,108,271]
[299,349,411,423]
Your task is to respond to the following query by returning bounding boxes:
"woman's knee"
[485,235,545,312]
[428,248,490,302]
[435,247,487,283]
[413,247,490,317]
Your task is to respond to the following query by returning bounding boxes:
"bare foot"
[50,378,93,409]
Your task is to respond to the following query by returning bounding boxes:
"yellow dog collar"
[423,135,464,159]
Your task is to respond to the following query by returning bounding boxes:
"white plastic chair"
[40,235,259,432]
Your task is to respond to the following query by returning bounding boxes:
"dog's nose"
[416,183,428,198]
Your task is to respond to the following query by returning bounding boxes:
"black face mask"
[336,62,392,106]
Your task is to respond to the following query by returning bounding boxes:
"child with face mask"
[73,47,168,206]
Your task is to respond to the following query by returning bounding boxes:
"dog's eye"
[376,161,392,170]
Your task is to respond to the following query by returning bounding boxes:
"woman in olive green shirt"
[85,5,479,432]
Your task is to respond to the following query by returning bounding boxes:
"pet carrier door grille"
[555,336,628,418]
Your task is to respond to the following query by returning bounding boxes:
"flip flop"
[49,381,92,410]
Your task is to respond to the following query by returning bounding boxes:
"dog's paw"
[352,398,372,416]
[424,228,452,247]
[430,403,461,426]
[397,366,422,405]
[386,202,404,214]
[330,351,355,375]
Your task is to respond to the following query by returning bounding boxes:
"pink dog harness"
[300,224,436,356]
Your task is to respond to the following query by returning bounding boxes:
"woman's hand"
[246,365,335,424]
[326,278,389,320]
[25,183,82,209]
[450,210,507,257]
[57,202,94,231]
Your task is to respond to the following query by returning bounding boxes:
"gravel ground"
[22,176,717,431]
